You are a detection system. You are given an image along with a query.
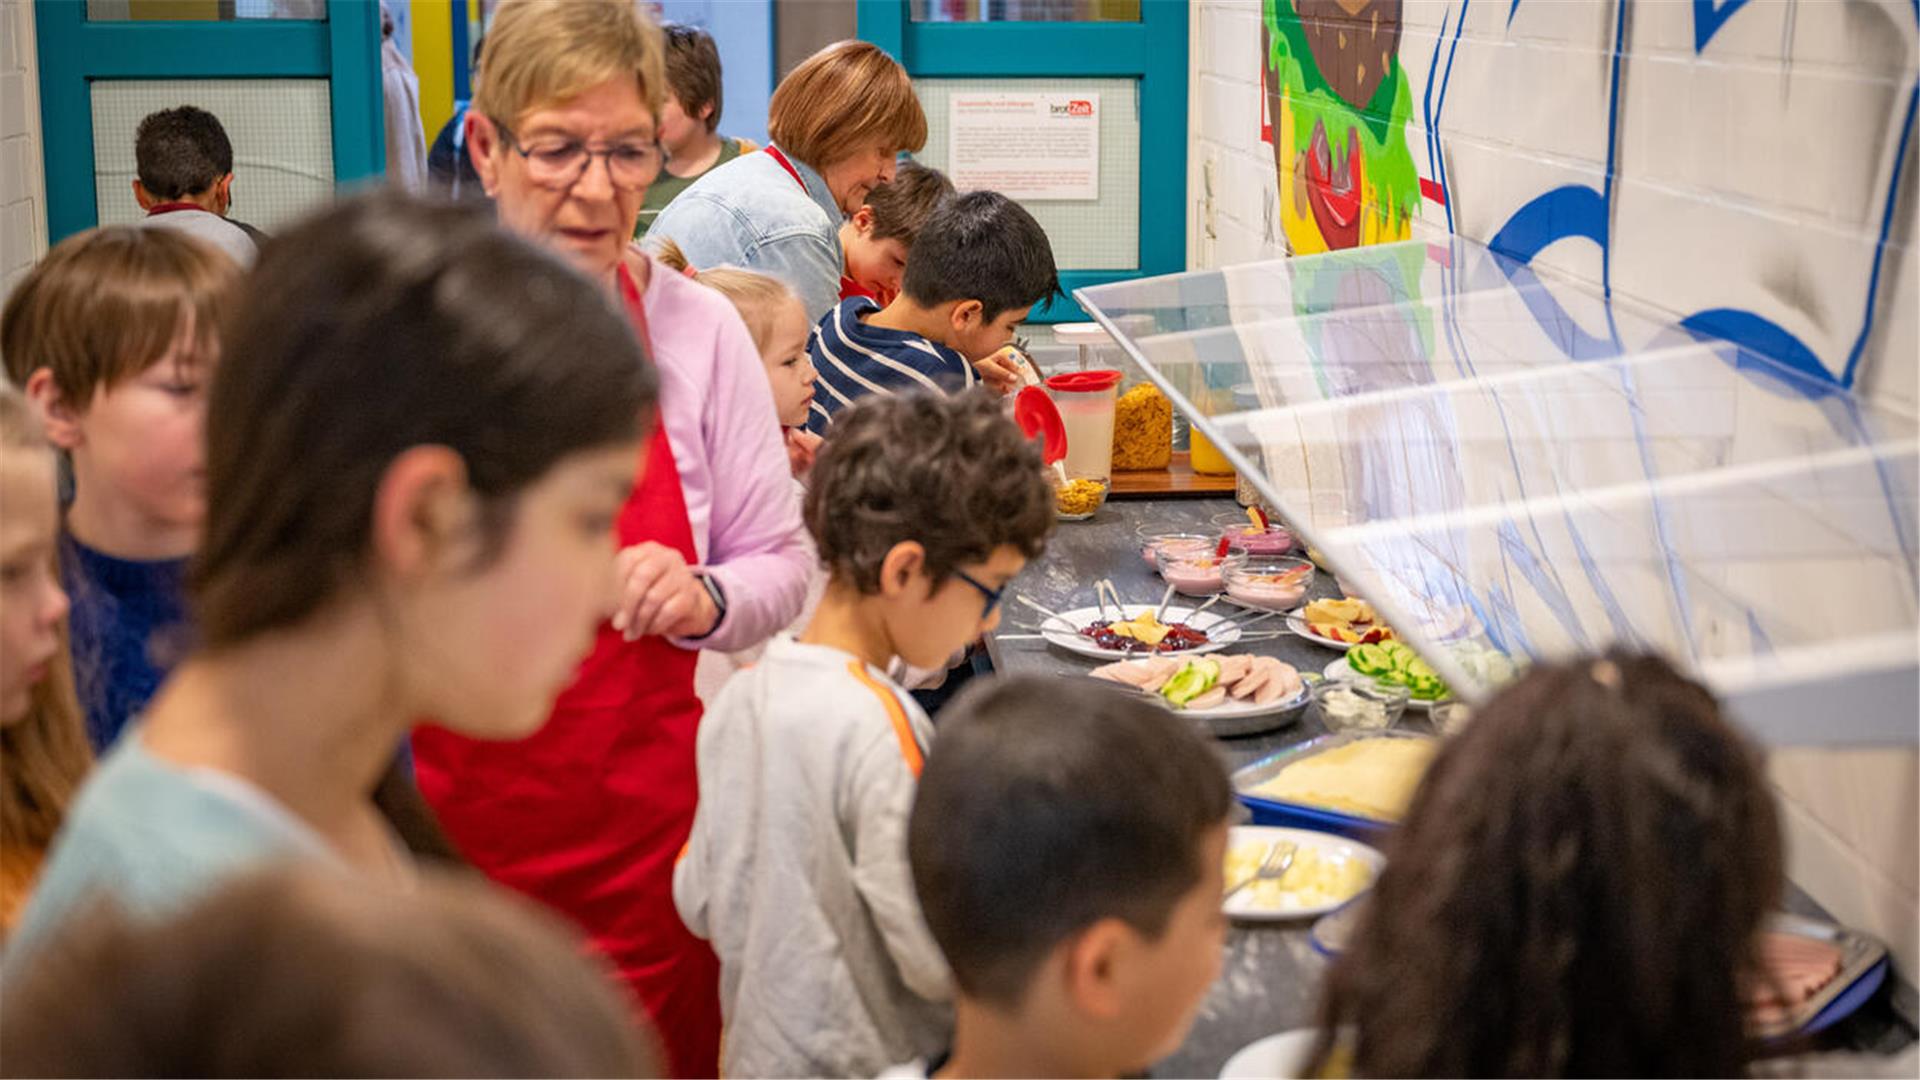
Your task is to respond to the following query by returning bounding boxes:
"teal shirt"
[5,730,340,968]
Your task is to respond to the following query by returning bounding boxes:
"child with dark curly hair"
[673,390,1055,1078]
[1310,650,1784,1078]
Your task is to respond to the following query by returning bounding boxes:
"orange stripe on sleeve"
[845,661,925,778]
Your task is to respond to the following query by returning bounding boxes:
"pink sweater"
[634,252,814,654]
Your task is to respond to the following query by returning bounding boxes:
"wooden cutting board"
[1109,453,1238,498]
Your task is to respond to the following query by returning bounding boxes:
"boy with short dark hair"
[838,160,956,306]
[897,675,1236,1079]
[131,106,259,266]
[674,391,1056,1078]
[806,190,1058,434]
[636,23,756,236]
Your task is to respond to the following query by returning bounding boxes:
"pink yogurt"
[1226,569,1309,610]
[1162,556,1233,595]
[1221,525,1294,556]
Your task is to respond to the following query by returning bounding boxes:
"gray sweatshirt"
[674,635,952,1078]
[137,207,256,267]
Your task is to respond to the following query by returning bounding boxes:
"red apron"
[413,263,719,1078]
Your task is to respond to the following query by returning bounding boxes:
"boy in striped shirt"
[674,392,1056,1077]
[806,190,1060,434]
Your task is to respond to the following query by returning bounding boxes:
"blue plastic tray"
[1231,730,1436,842]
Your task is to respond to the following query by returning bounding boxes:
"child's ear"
[949,299,984,334]
[370,446,481,580]
[131,179,157,212]
[877,541,928,599]
[23,369,84,451]
[852,206,877,233]
[1062,919,1129,1022]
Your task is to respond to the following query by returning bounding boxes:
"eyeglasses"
[952,569,1006,619]
[491,119,663,192]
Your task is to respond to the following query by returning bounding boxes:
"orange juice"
[1190,425,1235,475]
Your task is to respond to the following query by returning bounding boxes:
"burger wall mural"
[1263,0,1421,254]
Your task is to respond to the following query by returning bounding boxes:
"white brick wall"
[1190,0,1919,977]
[0,0,45,302]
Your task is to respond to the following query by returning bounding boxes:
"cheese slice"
[1109,613,1172,647]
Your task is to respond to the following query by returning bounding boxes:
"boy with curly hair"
[673,390,1055,1078]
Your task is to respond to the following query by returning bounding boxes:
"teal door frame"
[34,0,384,245]
[856,0,1188,322]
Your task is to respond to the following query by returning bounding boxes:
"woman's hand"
[784,428,823,477]
[610,542,720,641]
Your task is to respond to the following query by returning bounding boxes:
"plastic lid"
[1051,321,1115,346]
[1012,386,1068,465]
[1044,369,1124,393]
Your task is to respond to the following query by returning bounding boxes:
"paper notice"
[948,92,1100,201]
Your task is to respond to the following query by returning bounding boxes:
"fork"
[1224,841,1298,901]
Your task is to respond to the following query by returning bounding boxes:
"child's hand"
[611,542,720,641]
[784,428,823,477]
[973,348,1024,396]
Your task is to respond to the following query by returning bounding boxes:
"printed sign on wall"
[949,92,1100,200]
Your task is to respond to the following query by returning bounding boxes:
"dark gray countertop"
[987,495,1393,1078]
[984,495,1914,1077]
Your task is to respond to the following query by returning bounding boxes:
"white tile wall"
[1189,0,1920,978]
[0,0,45,302]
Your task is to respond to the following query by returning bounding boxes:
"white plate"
[1218,1028,1322,1080]
[1039,605,1241,660]
[1182,680,1310,721]
[1284,611,1388,652]
[1323,656,1449,711]
[1222,825,1385,921]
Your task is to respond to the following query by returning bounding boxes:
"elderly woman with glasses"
[408,3,811,1077]
[646,40,928,322]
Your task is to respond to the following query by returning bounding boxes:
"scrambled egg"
[1224,840,1374,913]
[1252,737,1439,821]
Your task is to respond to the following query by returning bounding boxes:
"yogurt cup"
[1156,548,1247,596]
[1225,556,1316,611]
[1141,532,1215,573]
[1136,525,1201,570]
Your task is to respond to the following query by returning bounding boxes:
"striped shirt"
[806,297,976,434]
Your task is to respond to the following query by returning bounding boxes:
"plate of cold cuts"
[1089,653,1309,735]
[1040,605,1240,660]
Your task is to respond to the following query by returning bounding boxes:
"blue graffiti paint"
[1692,0,1752,53]
[1681,308,1832,384]
[1842,80,1919,388]
[1486,183,1608,262]
[1422,8,1446,183]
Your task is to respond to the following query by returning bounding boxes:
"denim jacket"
[644,144,846,322]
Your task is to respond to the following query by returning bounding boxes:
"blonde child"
[0,387,93,935]
[673,391,1055,1077]
[652,239,820,475]
[1,227,240,752]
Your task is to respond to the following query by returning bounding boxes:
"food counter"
[986,499,1916,1076]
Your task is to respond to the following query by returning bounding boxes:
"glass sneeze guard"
[1076,238,1919,747]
